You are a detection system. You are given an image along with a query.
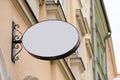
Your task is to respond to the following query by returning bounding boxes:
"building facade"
[92,0,111,80]
[93,1,117,80]
[0,0,117,80]
[106,37,117,80]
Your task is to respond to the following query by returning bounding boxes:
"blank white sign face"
[22,20,80,60]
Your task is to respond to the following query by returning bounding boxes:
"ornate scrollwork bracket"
[11,21,23,63]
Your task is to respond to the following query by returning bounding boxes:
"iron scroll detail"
[11,21,23,63]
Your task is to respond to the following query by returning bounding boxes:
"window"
[76,9,89,35]
[59,0,66,14]
[75,14,84,57]
[46,0,66,21]
[84,0,89,17]
[25,0,39,21]
[11,0,39,26]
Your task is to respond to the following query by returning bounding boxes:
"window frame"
[11,0,39,26]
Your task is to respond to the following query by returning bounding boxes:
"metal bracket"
[11,21,23,63]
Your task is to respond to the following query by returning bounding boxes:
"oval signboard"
[22,20,80,60]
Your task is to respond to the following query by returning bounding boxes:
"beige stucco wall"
[0,0,117,80]
[0,0,52,80]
